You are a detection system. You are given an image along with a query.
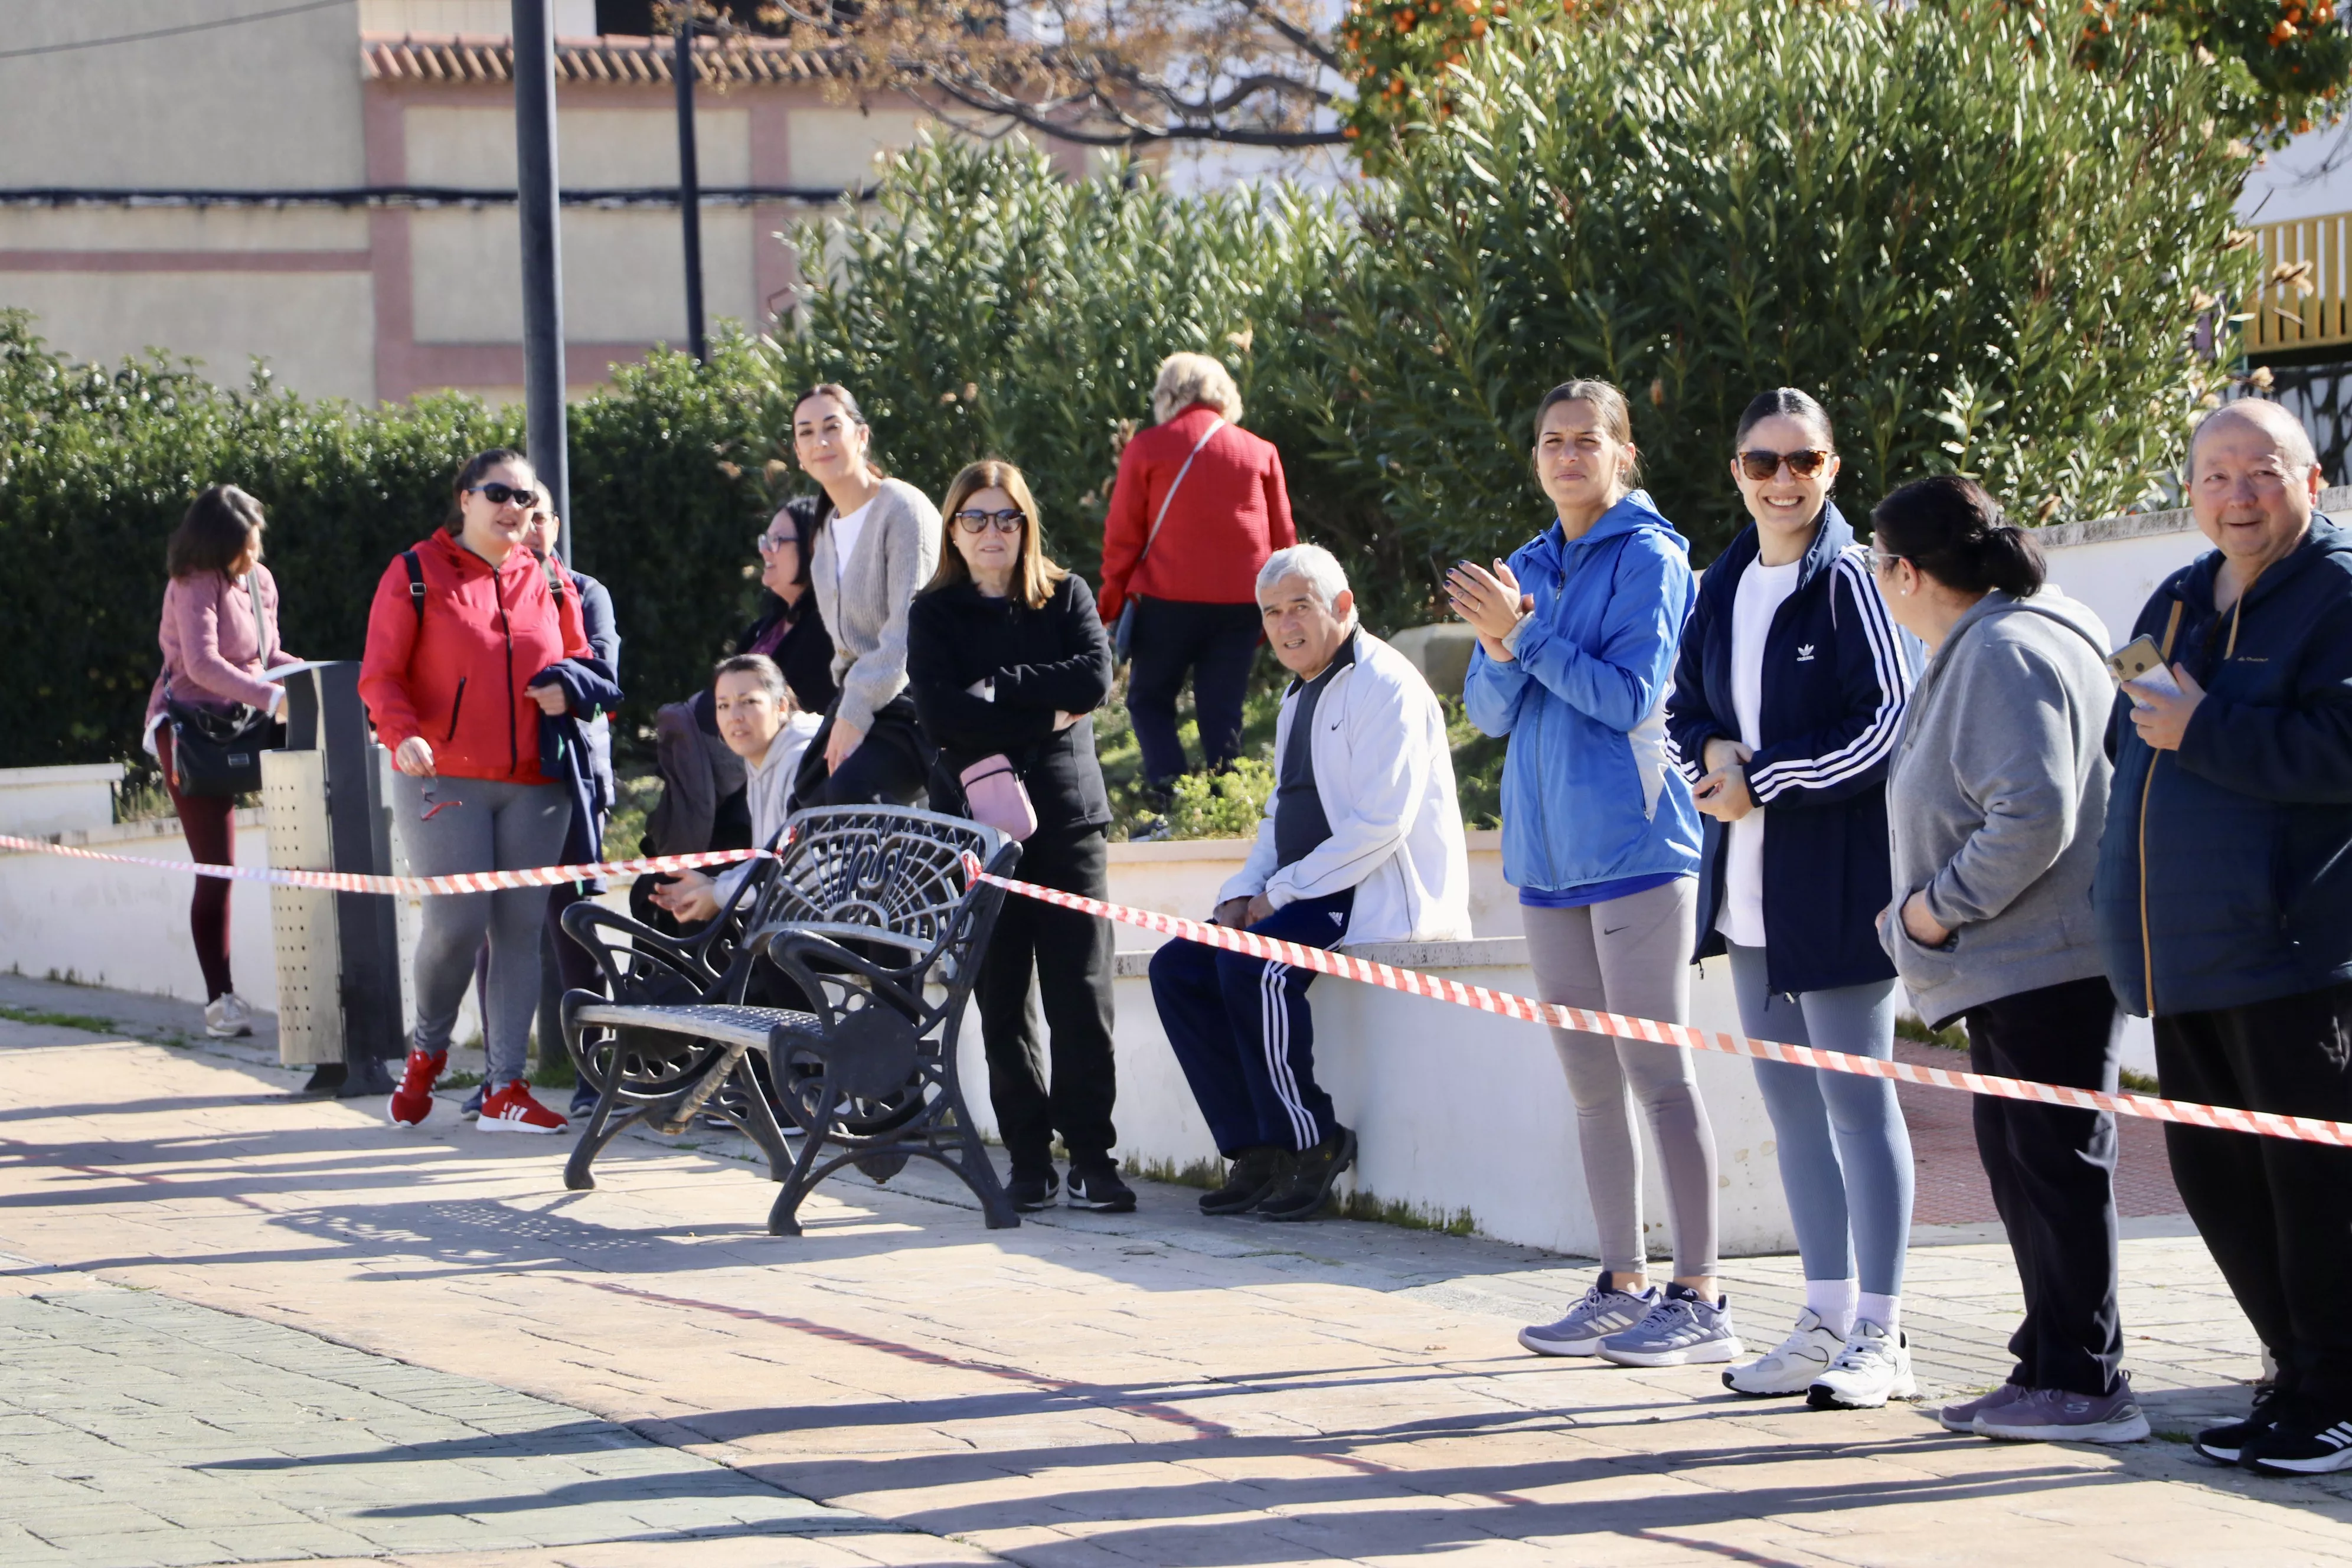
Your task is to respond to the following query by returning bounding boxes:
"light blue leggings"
[1726,945,1912,1295]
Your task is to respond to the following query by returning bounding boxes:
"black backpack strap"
[403,549,426,626]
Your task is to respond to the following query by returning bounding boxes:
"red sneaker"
[386,1048,446,1128]
[477,1080,568,1135]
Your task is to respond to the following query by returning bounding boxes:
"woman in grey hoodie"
[1873,475,2147,1447]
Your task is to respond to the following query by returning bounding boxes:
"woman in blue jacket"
[1452,380,1734,1370]
[1665,388,1919,1409]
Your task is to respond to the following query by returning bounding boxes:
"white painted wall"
[0,3,367,188]
[0,272,379,403]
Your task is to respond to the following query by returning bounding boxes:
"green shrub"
[1155,756,1279,841]
[1291,0,2259,567]
[0,312,772,769]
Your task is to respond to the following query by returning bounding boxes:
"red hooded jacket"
[1096,403,1297,622]
[358,531,591,785]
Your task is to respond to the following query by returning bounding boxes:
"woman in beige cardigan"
[789,384,943,807]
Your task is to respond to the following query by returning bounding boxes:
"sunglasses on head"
[468,482,535,508]
[1737,447,1831,482]
[953,508,1025,534]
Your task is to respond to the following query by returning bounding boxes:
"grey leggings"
[394,772,571,1087]
[1523,879,1719,1276]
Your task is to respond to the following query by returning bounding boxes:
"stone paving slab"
[0,1284,917,1568]
[0,976,2348,1566]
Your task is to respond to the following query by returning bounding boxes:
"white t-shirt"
[828,497,876,599]
[1717,556,1802,948]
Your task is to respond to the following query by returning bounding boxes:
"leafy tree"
[1288,0,2260,572]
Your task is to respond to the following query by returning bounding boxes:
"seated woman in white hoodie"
[1149,544,1472,1222]
[649,654,824,927]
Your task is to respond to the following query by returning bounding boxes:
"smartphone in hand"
[2108,635,2181,706]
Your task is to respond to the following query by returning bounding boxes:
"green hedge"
[0,316,771,769]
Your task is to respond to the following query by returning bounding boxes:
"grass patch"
[1337,1188,1478,1236]
[1123,1154,1226,1190]
[439,1070,485,1090]
[1896,1012,1969,1050]
[2152,1429,2194,1444]
[2119,1067,2161,1095]
[0,1003,118,1033]
[533,1051,577,1089]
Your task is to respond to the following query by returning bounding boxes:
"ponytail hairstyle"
[1533,377,1642,485]
[1870,474,2046,598]
[445,447,532,535]
[1733,387,1836,454]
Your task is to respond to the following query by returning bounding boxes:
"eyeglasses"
[1868,550,1905,576]
[953,508,1026,534]
[756,529,795,553]
[467,482,535,508]
[1737,448,1831,482]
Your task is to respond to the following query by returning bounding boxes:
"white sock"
[1857,1292,1901,1336]
[1805,1279,1858,1338]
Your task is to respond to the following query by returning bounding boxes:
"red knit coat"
[1096,403,1298,622]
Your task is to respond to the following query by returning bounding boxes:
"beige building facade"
[0,1,1027,404]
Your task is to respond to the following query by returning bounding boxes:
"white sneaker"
[1806,1319,1917,1409]
[204,992,254,1038]
[1723,1307,1845,1396]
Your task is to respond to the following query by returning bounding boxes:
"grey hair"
[1151,351,1243,425]
[1256,544,1357,629]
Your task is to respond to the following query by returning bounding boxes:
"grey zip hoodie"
[1879,587,2115,1025]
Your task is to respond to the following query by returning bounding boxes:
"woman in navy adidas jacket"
[1664,389,1919,1410]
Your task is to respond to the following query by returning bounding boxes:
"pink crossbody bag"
[958,753,1038,842]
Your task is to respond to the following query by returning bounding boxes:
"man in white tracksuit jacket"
[1151,545,1472,1221]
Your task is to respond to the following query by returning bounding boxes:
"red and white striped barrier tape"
[0,832,771,897]
[965,862,2352,1151]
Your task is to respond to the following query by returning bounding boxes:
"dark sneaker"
[460,1084,485,1121]
[1257,1126,1357,1221]
[1200,1146,1289,1216]
[2197,1382,2287,1465]
[2245,1397,2352,1475]
[1977,1378,2150,1444]
[569,1083,600,1120]
[1006,1167,1060,1212]
[1067,1164,1137,1213]
[1940,1383,2026,1435]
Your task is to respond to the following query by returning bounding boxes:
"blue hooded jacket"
[2095,515,2352,1016]
[1465,491,1703,894]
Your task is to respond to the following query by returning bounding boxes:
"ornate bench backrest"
[752,805,1014,976]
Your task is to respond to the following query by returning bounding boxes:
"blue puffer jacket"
[2095,515,2352,1017]
[1465,491,1702,893]
[1665,504,1917,995]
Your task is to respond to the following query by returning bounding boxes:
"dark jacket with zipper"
[1665,503,1917,995]
[2095,515,2352,1017]
[907,573,1115,834]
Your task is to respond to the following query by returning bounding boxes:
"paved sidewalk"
[1,974,2348,1567]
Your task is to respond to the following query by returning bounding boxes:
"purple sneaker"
[1940,1383,2026,1435]
[1977,1378,2150,1444]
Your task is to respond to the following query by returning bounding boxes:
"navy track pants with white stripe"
[1149,888,1353,1156]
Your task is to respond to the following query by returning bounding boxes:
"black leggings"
[795,693,931,808]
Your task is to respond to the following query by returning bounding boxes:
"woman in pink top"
[144,485,301,1038]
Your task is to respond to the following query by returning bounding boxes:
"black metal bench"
[557,805,1021,1234]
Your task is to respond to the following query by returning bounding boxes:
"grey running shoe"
[1724,1308,1844,1397]
[1806,1319,1917,1410]
[1596,1289,1743,1368]
[1518,1276,1658,1358]
[1941,1383,2026,1435]
[1977,1378,2151,1444]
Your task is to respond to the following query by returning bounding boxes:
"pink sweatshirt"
[146,566,300,723]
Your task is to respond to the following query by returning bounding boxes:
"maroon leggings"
[156,727,236,1001]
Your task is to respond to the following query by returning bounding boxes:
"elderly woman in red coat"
[1097,352,1296,809]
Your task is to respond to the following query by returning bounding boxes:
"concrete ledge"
[2030,483,2352,548]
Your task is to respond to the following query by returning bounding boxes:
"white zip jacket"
[1219,631,1473,947]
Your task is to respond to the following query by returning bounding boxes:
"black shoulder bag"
[165,574,286,798]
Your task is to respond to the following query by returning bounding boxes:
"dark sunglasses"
[1736,448,1831,482]
[467,482,536,507]
[953,508,1026,534]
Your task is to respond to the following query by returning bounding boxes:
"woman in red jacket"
[360,449,613,1133]
[1097,353,1295,809]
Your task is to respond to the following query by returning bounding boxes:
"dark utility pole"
[674,14,708,363]
[512,0,571,557]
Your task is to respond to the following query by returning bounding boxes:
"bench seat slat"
[572,1001,819,1049]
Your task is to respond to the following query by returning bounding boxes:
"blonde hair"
[1151,352,1243,426]
[927,458,1069,610]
